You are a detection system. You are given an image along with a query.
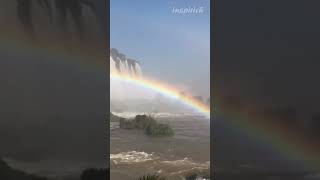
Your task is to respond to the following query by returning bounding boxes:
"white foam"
[161,158,210,168]
[111,112,207,119]
[110,151,158,164]
[110,122,119,130]
[110,55,142,77]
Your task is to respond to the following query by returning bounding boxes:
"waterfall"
[110,48,142,77]
[110,48,151,104]
[109,48,194,113]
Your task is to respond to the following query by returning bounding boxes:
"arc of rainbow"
[3,26,320,172]
[111,73,210,118]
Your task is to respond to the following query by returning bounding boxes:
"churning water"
[110,113,210,180]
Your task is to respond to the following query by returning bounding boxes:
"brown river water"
[110,113,210,180]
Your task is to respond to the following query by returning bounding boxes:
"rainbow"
[2,23,320,173]
[217,102,320,172]
[0,28,211,118]
[111,73,210,118]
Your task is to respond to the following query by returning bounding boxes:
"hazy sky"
[111,0,210,98]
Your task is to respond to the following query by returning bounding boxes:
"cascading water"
[110,48,156,113]
[110,48,142,76]
[110,49,197,114]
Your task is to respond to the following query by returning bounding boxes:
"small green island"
[118,114,174,137]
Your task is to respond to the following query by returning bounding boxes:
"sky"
[110,0,210,98]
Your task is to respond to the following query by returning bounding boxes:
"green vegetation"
[136,172,210,180]
[145,123,174,137]
[135,115,157,129]
[185,172,210,180]
[136,174,166,180]
[119,114,174,137]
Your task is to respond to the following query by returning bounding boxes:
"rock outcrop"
[118,115,174,136]
[119,115,156,130]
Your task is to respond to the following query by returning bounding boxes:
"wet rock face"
[118,115,154,130]
[110,48,142,76]
[118,115,174,137]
